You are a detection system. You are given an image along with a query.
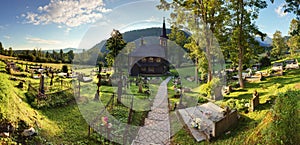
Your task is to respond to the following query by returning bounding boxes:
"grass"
[170,55,300,144]
[0,60,99,144]
[1,54,299,144]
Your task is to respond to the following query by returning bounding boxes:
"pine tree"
[0,42,3,55]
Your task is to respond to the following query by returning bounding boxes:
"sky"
[0,0,296,50]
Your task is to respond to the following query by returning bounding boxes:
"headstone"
[39,74,45,95]
[250,90,259,111]
[117,80,122,103]
[21,127,36,137]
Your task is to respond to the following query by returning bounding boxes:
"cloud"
[23,0,111,27]
[26,37,62,45]
[3,35,10,39]
[145,16,160,22]
[275,4,287,17]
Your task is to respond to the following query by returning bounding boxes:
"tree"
[0,42,3,55]
[227,0,267,88]
[62,65,68,73]
[287,36,300,56]
[282,0,300,36]
[269,0,300,35]
[287,19,300,56]
[168,26,189,67]
[8,47,13,56]
[105,29,127,68]
[33,49,37,57]
[158,0,229,82]
[45,51,50,59]
[184,37,208,81]
[60,49,64,62]
[67,50,74,63]
[271,30,286,58]
[52,50,58,61]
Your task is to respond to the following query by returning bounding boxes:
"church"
[128,18,170,76]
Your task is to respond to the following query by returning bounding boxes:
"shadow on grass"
[211,114,256,143]
[38,104,90,143]
[238,92,268,100]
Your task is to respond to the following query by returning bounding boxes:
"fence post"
[111,93,114,111]
[127,96,134,124]
[28,83,30,91]
[88,125,91,137]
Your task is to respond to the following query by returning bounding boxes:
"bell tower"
[160,17,168,58]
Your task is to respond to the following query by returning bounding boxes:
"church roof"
[129,43,166,58]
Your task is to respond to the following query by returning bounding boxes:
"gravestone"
[250,90,259,111]
[212,86,223,101]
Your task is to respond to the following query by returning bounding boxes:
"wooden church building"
[129,18,170,76]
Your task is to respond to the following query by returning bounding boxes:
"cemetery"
[0,46,299,144]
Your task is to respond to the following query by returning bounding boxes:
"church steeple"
[160,17,168,39]
[160,17,168,58]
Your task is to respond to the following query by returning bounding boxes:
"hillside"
[88,27,172,54]
[255,36,272,47]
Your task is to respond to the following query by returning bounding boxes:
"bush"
[265,90,300,145]
[259,56,271,67]
[62,65,68,73]
[225,98,249,111]
[198,97,208,104]
[199,78,221,97]
[26,89,75,109]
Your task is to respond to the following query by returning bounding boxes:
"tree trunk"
[195,58,199,84]
[238,0,245,89]
[206,29,213,82]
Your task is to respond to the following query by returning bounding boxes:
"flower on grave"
[101,116,108,126]
[195,118,201,124]
[191,118,202,130]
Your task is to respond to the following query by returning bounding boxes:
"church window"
[149,57,154,62]
[156,58,161,62]
[148,67,154,72]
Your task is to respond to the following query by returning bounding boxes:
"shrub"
[259,56,271,67]
[266,90,300,145]
[62,65,68,73]
[198,97,208,104]
[199,78,221,97]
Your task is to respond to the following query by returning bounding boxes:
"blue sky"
[0,0,296,50]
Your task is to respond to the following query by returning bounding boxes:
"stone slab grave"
[177,102,238,142]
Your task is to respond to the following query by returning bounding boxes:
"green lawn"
[1,55,299,144]
[170,55,300,144]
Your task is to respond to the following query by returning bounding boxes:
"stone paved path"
[132,77,171,145]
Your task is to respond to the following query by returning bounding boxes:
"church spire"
[161,17,168,39]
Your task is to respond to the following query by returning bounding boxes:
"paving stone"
[132,77,171,145]
[135,128,169,144]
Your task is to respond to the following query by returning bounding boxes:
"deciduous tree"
[227,0,267,88]
[105,29,127,69]
[271,30,286,58]
[158,0,229,83]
